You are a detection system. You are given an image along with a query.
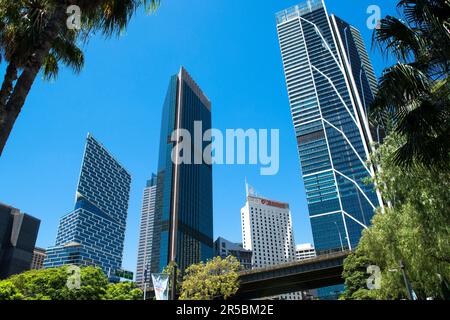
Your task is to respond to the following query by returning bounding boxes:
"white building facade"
[241,193,300,299]
[135,175,157,289]
[296,243,317,261]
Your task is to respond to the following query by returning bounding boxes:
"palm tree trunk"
[0,62,18,142]
[0,62,18,107]
[0,6,66,156]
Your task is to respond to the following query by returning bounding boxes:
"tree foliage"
[162,260,182,294]
[370,0,450,169]
[0,266,143,300]
[342,134,450,300]
[179,256,241,301]
[104,281,143,300]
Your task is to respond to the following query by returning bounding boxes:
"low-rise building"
[214,237,252,270]
[0,203,40,279]
[31,247,46,270]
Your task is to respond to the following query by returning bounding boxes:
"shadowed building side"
[0,203,40,279]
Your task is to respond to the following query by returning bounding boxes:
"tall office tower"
[241,194,296,267]
[44,134,131,281]
[135,175,157,289]
[150,67,214,273]
[295,243,316,261]
[0,203,40,279]
[332,15,383,143]
[276,0,382,255]
[241,190,299,300]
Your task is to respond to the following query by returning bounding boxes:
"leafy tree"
[342,134,450,300]
[0,266,107,300]
[179,256,241,301]
[370,0,450,169]
[341,251,378,300]
[0,280,24,300]
[104,281,143,300]
[0,266,143,300]
[0,0,160,155]
[162,261,182,295]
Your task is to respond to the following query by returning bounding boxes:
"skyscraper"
[241,188,299,300]
[150,67,214,273]
[276,0,382,255]
[44,134,131,281]
[241,194,296,268]
[135,175,157,289]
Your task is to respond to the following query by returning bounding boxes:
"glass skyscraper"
[276,0,382,255]
[150,67,213,273]
[44,134,131,281]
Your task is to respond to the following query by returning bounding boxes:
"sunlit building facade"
[150,67,214,273]
[276,0,381,255]
[44,134,131,282]
[135,175,157,289]
[276,0,383,299]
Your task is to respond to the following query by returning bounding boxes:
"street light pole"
[400,260,414,300]
[144,282,147,301]
[170,262,177,300]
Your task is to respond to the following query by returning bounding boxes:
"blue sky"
[0,0,397,273]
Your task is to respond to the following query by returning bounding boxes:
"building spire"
[245,177,249,197]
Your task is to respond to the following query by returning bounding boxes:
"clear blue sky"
[0,0,397,273]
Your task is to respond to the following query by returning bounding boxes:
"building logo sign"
[260,199,288,209]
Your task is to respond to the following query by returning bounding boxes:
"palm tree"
[0,0,160,155]
[370,0,450,170]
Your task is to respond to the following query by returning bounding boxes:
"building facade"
[276,0,382,255]
[44,134,131,281]
[0,203,40,279]
[150,67,214,273]
[295,243,316,261]
[135,175,157,289]
[31,247,46,270]
[241,195,296,268]
[214,237,252,270]
[241,192,300,300]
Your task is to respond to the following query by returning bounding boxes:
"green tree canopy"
[179,256,241,301]
[0,266,143,300]
[342,134,450,300]
[104,281,143,300]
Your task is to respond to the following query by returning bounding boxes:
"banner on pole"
[151,273,169,301]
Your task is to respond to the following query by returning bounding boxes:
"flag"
[412,289,418,301]
[151,273,170,301]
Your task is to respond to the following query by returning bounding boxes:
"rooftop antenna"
[245,177,249,197]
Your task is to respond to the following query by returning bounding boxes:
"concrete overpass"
[235,250,350,299]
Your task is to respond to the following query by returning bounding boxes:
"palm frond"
[51,35,85,74]
[42,52,58,80]
[373,15,425,62]
[370,63,431,121]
